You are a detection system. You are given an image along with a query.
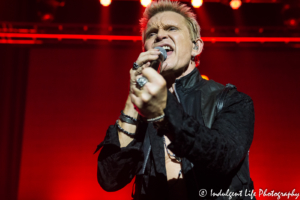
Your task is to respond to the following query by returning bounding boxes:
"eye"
[149,32,156,37]
[169,26,177,31]
[146,31,157,39]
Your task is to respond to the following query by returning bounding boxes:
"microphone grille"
[154,46,167,61]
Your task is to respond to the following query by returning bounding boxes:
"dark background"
[1,0,300,200]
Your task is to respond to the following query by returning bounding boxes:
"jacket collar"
[175,68,204,90]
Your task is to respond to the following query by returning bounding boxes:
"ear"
[192,38,204,56]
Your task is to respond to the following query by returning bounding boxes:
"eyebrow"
[145,23,179,36]
[145,27,157,35]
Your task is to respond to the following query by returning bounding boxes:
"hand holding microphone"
[135,46,167,88]
[118,47,167,146]
[130,47,168,119]
[130,46,167,89]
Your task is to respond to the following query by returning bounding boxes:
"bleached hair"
[140,0,201,43]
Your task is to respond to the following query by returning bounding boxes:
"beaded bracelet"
[147,113,165,122]
[115,120,136,137]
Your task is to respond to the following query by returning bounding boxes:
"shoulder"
[200,79,254,113]
[199,79,224,94]
[227,90,253,107]
[202,80,253,104]
[220,88,254,117]
[212,84,255,134]
[197,79,225,106]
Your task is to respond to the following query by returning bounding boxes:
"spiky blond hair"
[140,0,200,43]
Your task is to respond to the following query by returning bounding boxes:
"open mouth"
[161,45,174,56]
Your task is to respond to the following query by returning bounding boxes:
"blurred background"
[1,0,300,200]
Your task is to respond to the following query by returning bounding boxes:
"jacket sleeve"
[159,90,255,175]
[95,124,144,192]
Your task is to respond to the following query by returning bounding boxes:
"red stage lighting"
[230,0,242,10]
[289,19,297,26]
[100,0,111,7]
[41,13,54,22]
[201,75,209,80]
[285,18,298,27]
[141,0,152,7]
[191,0,203,8]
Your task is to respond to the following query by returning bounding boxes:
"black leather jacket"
[96,68,255,200]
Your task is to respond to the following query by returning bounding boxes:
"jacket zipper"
[174,83,181,103]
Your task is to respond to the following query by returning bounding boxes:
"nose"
[155,28,168,42]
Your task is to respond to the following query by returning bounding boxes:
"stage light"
[289,19,297,26]
[285,18,298,27]
[100,0,111,7]
[201,75,209,80]
[37,0,65,22]
[191,0,203,8]
[41,13,54,22]
[230,0,242,10]
[282,3,300,28]
[141,0,152,7]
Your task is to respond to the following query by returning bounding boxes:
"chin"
[160,67,179,78]
[160,64,173,74]
[160,69,172,77]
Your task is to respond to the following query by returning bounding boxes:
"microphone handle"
[150,53,164,71]
[150,60,161,71]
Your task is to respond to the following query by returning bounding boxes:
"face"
[144,11,195,77]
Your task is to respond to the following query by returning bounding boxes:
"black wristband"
[119,110,139,125]
[119,114,138,125]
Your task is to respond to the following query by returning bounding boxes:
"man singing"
[95,0,255,199]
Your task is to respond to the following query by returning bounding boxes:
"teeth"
[162,46,171,50]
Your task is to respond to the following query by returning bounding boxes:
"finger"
[132,84,143,96]
[145,48,160,54]
[135,50,160,67]
[140,90,152,103]
[141,67,165,85]
[131,61,148,80]
[130,69,137,83]
[135,62,150,76]
[130,93,143,110]
[144,61,151,68]
[136,54,159,67]
[160,62,168,73]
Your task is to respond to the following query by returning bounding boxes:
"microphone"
[136,47,167,88]
[150,47,167,71]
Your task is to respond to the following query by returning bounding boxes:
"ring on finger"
[136,76,148,89]
[133,62,141,70]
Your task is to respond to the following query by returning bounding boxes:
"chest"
[163,135,182,181]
